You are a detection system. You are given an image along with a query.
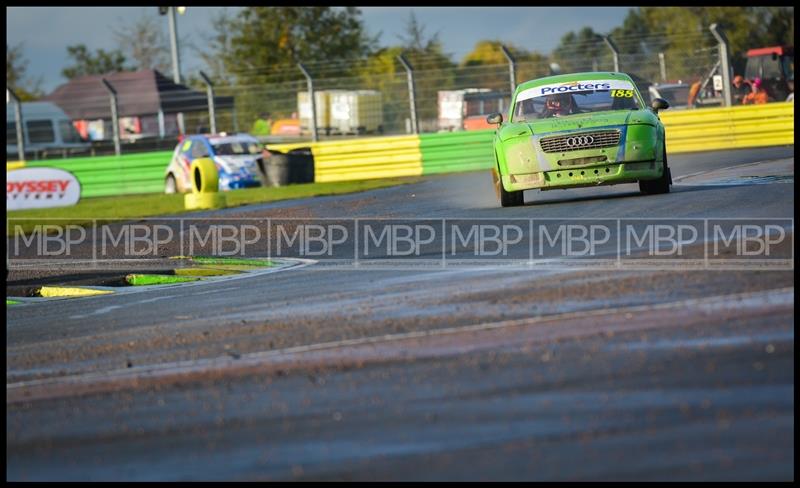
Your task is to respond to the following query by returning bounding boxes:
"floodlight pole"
[199,71,216,134]
[500,44,517,96]
[397,54,418,135]
[7,88,25,160]
[168,7,182,84]
[101,78,121,156]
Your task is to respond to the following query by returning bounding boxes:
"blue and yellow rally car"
[165,133,265,193]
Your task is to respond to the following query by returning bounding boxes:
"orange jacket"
[687,82,702,106]
[742,90,769,105]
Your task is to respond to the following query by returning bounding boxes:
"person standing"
[250,112,274,136]
[731,75,751,105]
[742,78,770,105]
[687,75,703,107]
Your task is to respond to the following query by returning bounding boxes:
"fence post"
[602,35,620,72]
[101,78,121,156]
[658,52,667,82]
[199,71,216,134]
[709,23,733,108]
[397,54,418,134]
[158,110,165,138]
[298,63,318,142]
[7,88,25,160]
[500,44,516,96]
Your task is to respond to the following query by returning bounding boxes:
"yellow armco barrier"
[660,101,794,154]
[7,161,26,171]
[184,157,226,210]
[262,102,793,184]
[268,134,422,183]
[312,135,422,183]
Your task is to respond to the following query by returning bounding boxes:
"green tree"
[112,13,171,73]
[752,7,793,48]
[551,27,612,74]
[197,10,236,86]
[204,7,378,131]
[61,44,129,79]
[395,11,456,126]
[459,40,550,91]
[6,43,44,100]
[225,7,377,84]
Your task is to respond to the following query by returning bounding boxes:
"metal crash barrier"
[267,101,794,183]
[6,103,793,197]
[660,102,794,153]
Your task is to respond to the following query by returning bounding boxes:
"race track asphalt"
[6,146,794,481]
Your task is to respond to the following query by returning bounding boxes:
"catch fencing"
[9,27,736,162]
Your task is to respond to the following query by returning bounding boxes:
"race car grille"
[539,130,621,153]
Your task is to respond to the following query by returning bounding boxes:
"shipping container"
[297,90,340,135]
[437,89,511,132]
[329,90,383,134]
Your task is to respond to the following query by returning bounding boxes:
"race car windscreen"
[512,80,643,122]
[211,140,262,156]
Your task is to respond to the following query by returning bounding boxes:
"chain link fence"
[7,28,770,160]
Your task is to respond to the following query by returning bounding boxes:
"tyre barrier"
[184,157,226,210]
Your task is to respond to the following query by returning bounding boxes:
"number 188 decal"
[611,89,634,98]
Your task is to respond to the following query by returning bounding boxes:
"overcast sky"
[7,6,632,93]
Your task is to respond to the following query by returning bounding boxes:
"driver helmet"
[545,93,574,115]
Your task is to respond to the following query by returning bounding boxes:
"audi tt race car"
[165,133,265,193]
[488,72,672,207]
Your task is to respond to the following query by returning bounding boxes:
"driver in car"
[542,93,579,118]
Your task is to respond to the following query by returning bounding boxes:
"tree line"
[7,6,793,110]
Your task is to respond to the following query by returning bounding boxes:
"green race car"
[488,72,672,207]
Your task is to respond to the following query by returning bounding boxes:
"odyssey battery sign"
[7,167,81,210]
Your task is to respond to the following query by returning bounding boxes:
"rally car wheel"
[165,174,178,194]
[493,167,524,207]
[639,148,671,195]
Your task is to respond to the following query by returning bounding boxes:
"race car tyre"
[493,167,524,207]
[639,149,671,195]
[165,174,177,194]
[191,158,219,193]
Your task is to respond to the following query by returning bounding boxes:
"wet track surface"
[6,146,794,480]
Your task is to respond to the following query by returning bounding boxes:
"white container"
[329,90,383,134]
[438,90,465,132]
[297,90,332,134]
[437,89,492,131]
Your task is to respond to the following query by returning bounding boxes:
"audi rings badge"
[565,135,595,147]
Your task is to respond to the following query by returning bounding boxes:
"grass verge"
[125,274,201,286]
[7,177,419,236]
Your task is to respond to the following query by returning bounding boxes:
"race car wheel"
[493,167,524,207]
[639,148,671,195]
[165,174,177,194]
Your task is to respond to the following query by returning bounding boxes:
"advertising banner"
[7,167,81,210]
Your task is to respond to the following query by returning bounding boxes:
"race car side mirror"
[487,112,503,125]
[651,98,669,112]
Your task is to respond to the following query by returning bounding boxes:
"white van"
[6,101,90,159]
